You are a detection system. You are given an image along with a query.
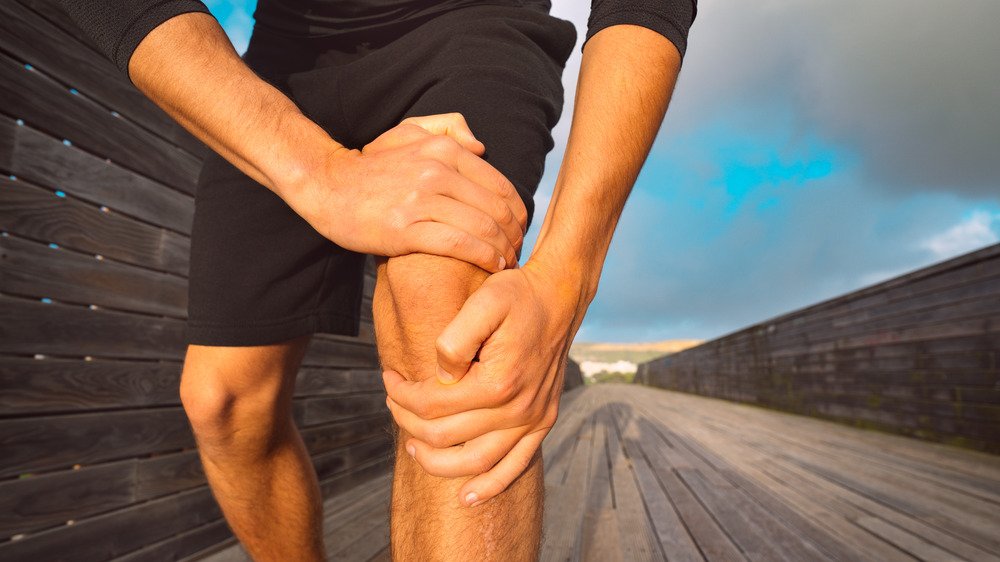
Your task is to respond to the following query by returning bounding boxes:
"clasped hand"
[383,260,586,507]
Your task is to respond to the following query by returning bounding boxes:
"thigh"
[333,4,578,232]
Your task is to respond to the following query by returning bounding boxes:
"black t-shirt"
[58,0,696,84]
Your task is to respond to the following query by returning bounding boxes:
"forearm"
[128,12,341,199]
[528,24,682,307]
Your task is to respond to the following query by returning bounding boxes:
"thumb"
[401,113,486,155]
[435,285,509,384]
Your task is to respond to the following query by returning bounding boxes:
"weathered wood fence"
[636,243,1000,453]
[0,1,389,558]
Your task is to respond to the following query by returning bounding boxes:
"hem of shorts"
[184,310,360,347]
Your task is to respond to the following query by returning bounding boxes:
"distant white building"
[579,360,637,380]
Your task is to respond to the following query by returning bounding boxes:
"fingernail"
[406,443,415,458]
[464,492,478,506]
[498,256,506,271]
[437,366,455,384]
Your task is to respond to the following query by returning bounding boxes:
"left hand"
[381,259,588,506]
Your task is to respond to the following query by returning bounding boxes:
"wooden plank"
[301,414,392,457]
[0,295,378,365]
[0,358,386,416]
[608,402,703,562]
[312,434,392,482]
[113,519,233,562]
[853,517,962,562]
[0,357,182,414]
[295,367,382,396]
[0,457,135,536]
[0,485,221,562]
[1,118,194,234]
[630,395,885,562]
[318,455,393,499]
[1,234,187,317]
[767,460,998,562]
[324,488,391,560]
[0,406,193,477]
[633,385,1000,562]
[540,411,594,562]
[0,175,190,276]
[0,294,188,359]
[661,418,911,561]
[304,335,379,368]
[0,1,208,157]
[330,518,390,562]
[0,52,201,194]
[579,409,620,562]
[298,392,388,426]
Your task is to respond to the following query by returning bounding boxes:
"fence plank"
[0,1,208,157]
[0,53,200,194]
[0,175,190,275]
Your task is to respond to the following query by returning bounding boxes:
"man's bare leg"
[179,334,326,561]
[373,254,544,561]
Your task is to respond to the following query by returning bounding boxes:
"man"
[59,0,695,559]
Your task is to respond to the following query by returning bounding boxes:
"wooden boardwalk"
[196,384,1000,561]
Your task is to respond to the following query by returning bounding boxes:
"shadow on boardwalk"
[199,384,1000,561]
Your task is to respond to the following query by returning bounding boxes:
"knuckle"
[480,216,501,238]
[424,135,459,156]
[387,207,410,231]
[415,159,448,183]
[448,111,468,124]
[436,336,462,364]
[487,377,517,402]
[469,449,494,474]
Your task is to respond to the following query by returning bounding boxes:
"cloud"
[665,0,1000,197]
[921,209,1000,260]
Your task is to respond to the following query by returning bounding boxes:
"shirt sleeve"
[57,0,212,83]
[583,0,697,59]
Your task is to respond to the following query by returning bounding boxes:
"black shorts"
[185,4,577,346]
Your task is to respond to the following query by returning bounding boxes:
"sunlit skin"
[127,9,683,561]
[383,23,683,509]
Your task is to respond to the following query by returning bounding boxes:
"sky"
[204,0,1000,343]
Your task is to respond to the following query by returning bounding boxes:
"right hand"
[285,113,527,273]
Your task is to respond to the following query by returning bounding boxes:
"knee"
[374,254,490,377]
[179,352,291,447]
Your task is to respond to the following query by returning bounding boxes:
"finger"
[383,365,504,419]
[399,222,506,273]
[386,395,507,448]
[420,195,517,271]
[435,286,508,383]
[460,429,548,507]
[406,426,524,478]
[447,148,528,235]
[401,113,486,155]
[430,173,524,256]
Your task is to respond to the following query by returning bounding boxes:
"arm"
[56,4,527,271]
[529,23,682,305]
[382,23,685,504]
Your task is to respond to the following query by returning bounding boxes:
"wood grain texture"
[0,52,200,194]
[636,243,1000,453]
[192,384,1000,561]
[0,175,190,276]
[0,117,194,234]
[0,1,208,157]
[1,2,391,558]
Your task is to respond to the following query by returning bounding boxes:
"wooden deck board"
[193,384,1000,561]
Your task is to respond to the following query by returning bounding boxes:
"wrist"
[266,110,350,201]
[523,252,599,316]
